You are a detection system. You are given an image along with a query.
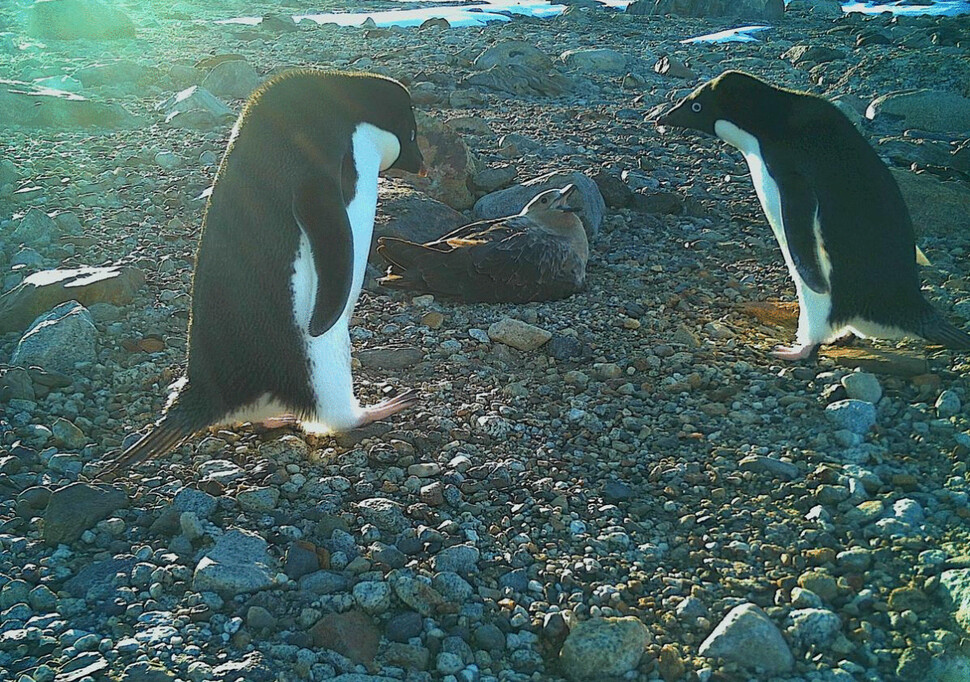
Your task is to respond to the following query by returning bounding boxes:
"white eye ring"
[691,102,703,113]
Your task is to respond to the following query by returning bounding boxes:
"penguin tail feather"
[920,312,970,351]
[98,400,206,479]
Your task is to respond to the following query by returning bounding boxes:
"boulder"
[0,366,35,402]
[461,64,574,98]
[44,482,126,544]
[892,169,970,238]
[474,41,552,72]
[560,49,628,75]
[0,79,140,130]
[193,529,276,597]
[201,60,260,100]
[473,171,606,238]
[867,90,970,134]
[156,86,235,130]
[698,603,793,674]
[405,112,478,210]
[8,208,58,247]
[27,0,136,40]
[0,266,145,334]
[310,610,380,666]
[559,617,650,681]
[0,158,22,186]
[487,318,552,352]
[373,185,466,259]
[825,399,877,435]
[941,569,970,633]
[11,301,98,374]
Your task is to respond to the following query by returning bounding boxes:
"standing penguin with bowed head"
[103,69,425,473]
[657,70,970,361]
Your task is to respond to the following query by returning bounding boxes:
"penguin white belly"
[295,123,402,434]
[715,120,837,346]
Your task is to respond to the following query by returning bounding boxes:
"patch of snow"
[681,25,771,44]
[218,0,632,29]
[841,1,970,16]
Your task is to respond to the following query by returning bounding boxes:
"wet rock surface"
[2,2,970,681]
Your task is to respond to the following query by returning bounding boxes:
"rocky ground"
[3,0,970,681]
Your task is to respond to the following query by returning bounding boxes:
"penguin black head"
[656,70,782,137]
[350,74,425,175]
[240,69,425,175]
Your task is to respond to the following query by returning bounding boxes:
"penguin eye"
[691,102,703,113]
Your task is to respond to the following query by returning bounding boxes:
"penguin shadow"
[733,300,945,376]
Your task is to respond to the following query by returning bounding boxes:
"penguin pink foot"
[357,389,419,426]
[771,344,819,361]
[258,415,298,429]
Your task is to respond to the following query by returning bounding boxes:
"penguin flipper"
[293,180,354,338]
[776,173,830,295]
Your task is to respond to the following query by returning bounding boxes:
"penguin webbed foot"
[256,415,299,430]
[357,389,419,427]
[770,343,820,362]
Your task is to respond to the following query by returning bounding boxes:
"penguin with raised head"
[103,69,425,473]
[657,70,970,360]
[377,185,588,303]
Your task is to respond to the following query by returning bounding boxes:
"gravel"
[2,1,970,681]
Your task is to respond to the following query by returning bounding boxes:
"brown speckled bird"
[377,185,588,303]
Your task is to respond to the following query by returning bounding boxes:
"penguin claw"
[358,389,419,425]
[770,344,819,361]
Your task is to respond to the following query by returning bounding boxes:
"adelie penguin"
[376,185,588,303]
[102,69,425,474]
[657,70,970,360]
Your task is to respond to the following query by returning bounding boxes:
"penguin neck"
[341,123,393,321]
[353,122,401,172]
[714,119,761,159]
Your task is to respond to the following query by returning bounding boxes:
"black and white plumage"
[657,70,970,360]
[102,69,424,474]
[377,185,588,303]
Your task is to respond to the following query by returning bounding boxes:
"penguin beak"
[417,163,428,178]
[655,106,678,130]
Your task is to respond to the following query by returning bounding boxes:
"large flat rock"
[0,79,140,130]
[27,0,136,40]
[0,266,146,334]
[892,169,970,239]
